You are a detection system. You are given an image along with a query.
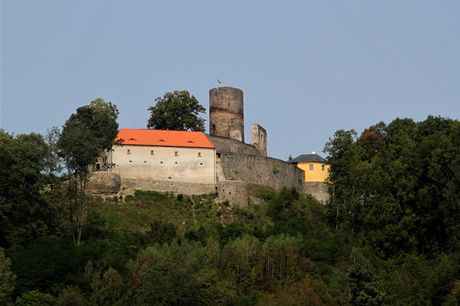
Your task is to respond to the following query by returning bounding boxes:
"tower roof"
[116,129,215,149]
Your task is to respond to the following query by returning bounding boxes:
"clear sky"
[1,1,459,160]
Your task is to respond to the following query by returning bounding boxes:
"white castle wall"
[110,144,216,184]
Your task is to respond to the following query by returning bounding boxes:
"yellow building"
[288,153,330,182]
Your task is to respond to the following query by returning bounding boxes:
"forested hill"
[1,115,459,305]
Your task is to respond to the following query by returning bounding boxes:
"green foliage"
[87,266,125,306]
[57,99,119,246]
[126,240,235,305]
[147,90,206,131]
[14,290,55,306]
[0,130,63,247]
[443,280,460,306]
[325,116,460,257]
[347,251,385,306]
[263,275,338,306]
[56,286,87,306]
[0,248,16,305]
[147,220,178,245]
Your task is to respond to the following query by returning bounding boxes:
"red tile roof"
[116,129,215,149]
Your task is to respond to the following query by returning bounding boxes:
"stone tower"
[209,87,244,142]
[251,123,267,156]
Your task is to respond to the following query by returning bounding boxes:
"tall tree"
[57,99,119,246]
[147,90,206,131]
[0,131,61,246]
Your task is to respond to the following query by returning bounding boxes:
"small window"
[174,151,178,156]
[321,164,325,171]
[129,160,132,163]
[309,164,314,171]
[144,161,147,163]
[198,152,202,157]
[160,161,163,164]
[200,163,203,166]
[150,150,154,155]
[127,149,131,155]
[175,161,178,164]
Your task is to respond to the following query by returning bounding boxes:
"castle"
[88,86,329,204]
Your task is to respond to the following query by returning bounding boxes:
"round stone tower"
[209,87,244,142]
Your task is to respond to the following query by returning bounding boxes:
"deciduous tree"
[147,90,206,131]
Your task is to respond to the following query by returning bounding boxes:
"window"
[198,152,202,157]
[127,149,131,155]
[150,150,154,155]
[321,164,325,171]
[309,164,314,171]
[174,151,178,156]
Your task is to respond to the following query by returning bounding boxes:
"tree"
[325,117,460,257]
[147,90,206,131]
[58,99,119,246]
[0,131,62,246]
[0,247,16,305]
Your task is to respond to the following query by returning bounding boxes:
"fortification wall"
[251,123,267,156]
[209,136,304,190]
[217,180,249,206]
[121,178,216,195]
[86,172,121,195]
[219,153,304,190]
[208,135,260,155]
[302,182,330,203]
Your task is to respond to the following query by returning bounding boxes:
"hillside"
[1,115,459,305]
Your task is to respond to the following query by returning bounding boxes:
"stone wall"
[302,182,330,203]
[209,135,304,190]
[251,123,267,156]
[208,135,260,155]
[209,87,245,142]
[121,178,217,195]
[86,172,121,195]
[219,153,304,190]
[217,180,249,207]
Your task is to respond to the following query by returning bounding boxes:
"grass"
[86,190,226,234]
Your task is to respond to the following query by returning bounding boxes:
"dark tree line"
[325,116,460,257]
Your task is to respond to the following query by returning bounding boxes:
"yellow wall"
[296,162,330,182]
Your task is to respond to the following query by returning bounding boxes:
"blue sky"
[1,0,459,160]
